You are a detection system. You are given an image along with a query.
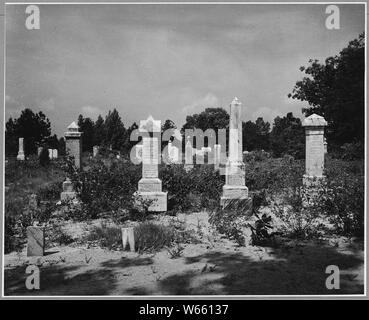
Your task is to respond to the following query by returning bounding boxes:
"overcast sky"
[5,3,365,137]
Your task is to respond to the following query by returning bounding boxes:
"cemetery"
[3,6,365,295]
[3,96,364,296]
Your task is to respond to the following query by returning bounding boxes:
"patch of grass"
[134,222,175,253]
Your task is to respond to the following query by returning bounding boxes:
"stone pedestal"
[60,178,77,201]
[221,98,251,209]
[136,123,167,212]
[27,226,44,257]
[220,161,249,207]
[17,137,25,161]
[302,114,327,187]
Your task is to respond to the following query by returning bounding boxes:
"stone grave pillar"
[60,121,82,202]
[93,145,99,157]
[302,114,327,187]
[214,144,221,171]
[136,116,167,212]
[184,136,194,172]
[17,137,25,161]
[220,97,251,208]
[65,121,82,168]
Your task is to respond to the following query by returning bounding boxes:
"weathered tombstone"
[136,144,143,162]
[48,148,53,160]
[136,116,167,212]
[17,137,25,161]
[52,149,58,159]
[27,226,44,257]
[93,145,99,157]
[302,114,327,186]
[121,227,135,252]
[220,98,251,208]
[65,121,82,168]
[214,144,221,170]
[37,146,43,157]
[60,177,77,201]
[184,136,194,171]
[168,141,180,163]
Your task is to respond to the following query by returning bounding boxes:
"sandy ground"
[4,212,364,296]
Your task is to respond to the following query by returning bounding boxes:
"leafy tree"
[122,121,139,154]
[243,117,270,151]
[5,108,52,156]
[58,137,66,156]
[39,147,50,166]
[289,33,364,150]
[46,134,59,149]
[93,114,105,146]
[78,115,95,152]
[269,112,304,159]
[104,108,126,151]
[182,108,229,148]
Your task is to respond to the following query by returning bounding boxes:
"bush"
[69,158,141,221]
[209,198,253,246]
[319,159,364,237]
[161,164,223,212]
[37,181,62,201]
[134,222,175,252]
[39,147,50,166]
[86,224,122,250]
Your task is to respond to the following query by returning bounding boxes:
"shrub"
[134,222,175,252]
[86,224,122,250]
[319,159,364,237]
[69,159,141,221]
[37,181,62,201]
[209,198,253,246]
[39,147,50,166]
[160,164,223,212]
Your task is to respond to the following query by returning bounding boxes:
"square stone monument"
[60,121,82,202]
[302,114,327,187]
[65,121,82,168]
[220,98,251,208]
[17,137,25,161]
[60,177,77,201]
[136,116,167,212]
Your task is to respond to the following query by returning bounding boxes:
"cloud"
[181,93,220,115]
[39,98,56,111]
[81,105,104,119]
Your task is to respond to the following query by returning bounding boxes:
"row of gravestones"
[26,97,328,256]
[16,138,59,160]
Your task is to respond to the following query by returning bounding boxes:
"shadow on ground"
[4,242,364,295]
[4,256,153,296]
